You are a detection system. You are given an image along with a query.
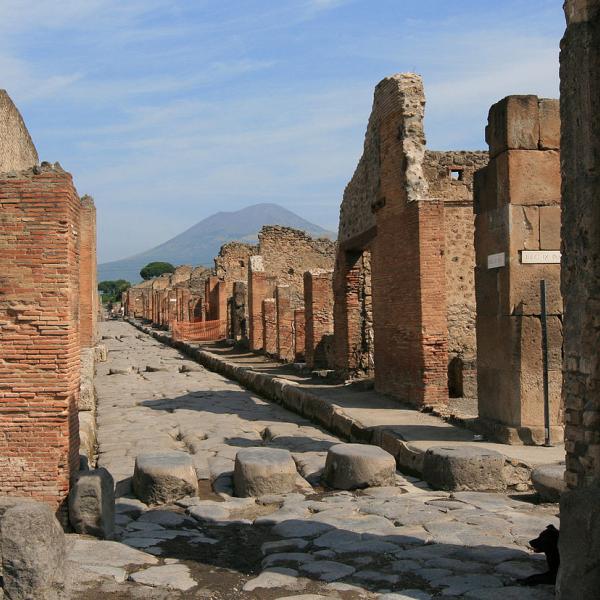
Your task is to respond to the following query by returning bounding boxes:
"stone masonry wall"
[304,269,335,369]
[557,2,600,596]
[424,150,489,397]
[0,90,38,173]
[215,242,257,282]
[0,164,81,513]
[259,226,336,305]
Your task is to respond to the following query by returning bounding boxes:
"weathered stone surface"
[128,564,196,591]
[323,443,396,490]
[94,343,108,362]
[132,451,198,505]
[242,567,305,591]
[69,467,115,539]
[531,463,566,502]
[67,537,159,567]
[234,448,298,497]
[299,560,355,582]
[0,499,66,600]
[422,446,506,491]
[0,90,38,173]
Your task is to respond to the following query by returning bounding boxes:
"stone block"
[497,150,561,206]
[323,443,396,490]
[132,451,198,505]
[508,205,540,255]
[538,98,560,150]
[69,467,115,539]
[94,343,108,362]
[539,205,561,249]
[531,463,566,502]
[485,95,540,158]
[508,264,562,316]
[422,446,506,491]
[0,498,67,600]
[556,487,600,599]
[233,448,298,497]
[473,164,498,214]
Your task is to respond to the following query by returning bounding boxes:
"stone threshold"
[126,318,565,491]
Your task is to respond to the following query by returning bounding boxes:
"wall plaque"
[521,250,561,264]
[487,252,505,269]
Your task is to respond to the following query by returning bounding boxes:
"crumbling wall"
[557,3,600,596]
[0,164,81,513]
[259,226,336,305]
[304,269,335,369]
[79,195,98,349]
[215,242,257,282]
[0,90,38,172]
[424,150,488,397]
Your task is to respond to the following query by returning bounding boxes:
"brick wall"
[79,195,97,348]
[294,308,305,362]
[474,95,562,444]
[262,298,277,356]
[275,285,294,362]
[0,164,81,514]
[304,269,334,369]
[248,256,267,351]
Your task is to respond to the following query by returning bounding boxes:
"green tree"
[140,261,175,280]
[98,279,131,304]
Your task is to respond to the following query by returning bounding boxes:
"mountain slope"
[98,203,336,283]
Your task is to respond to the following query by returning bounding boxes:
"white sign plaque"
[521,250,561,264]
[487,252,505,269]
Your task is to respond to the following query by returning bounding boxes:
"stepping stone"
[129,564,196,591]
[323,443,396,490]
[234,448,298,497]
[531,463,566,502]
[132,451,198,505]
[422,446,506,492]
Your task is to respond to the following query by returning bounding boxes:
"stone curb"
[126,318,535,491]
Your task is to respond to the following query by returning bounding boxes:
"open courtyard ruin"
[1,1,600,598]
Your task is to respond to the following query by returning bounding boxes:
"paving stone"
[434,574,504,596]
[415,567,453,583]
[129,564,197,591]
[299,560,356,581]
[262,553,316,568]
[79,564,127,583]
[462,585,555,599]
[187,503,230,523]
[242,568,305,591]
[496,559,545,579]
[424,557,489,574]
[323,443,396,490]
[378,591,432,600]
[353,570,400,585]
[272,519,334,539]
[138,509,190,527]
[68,538,159,567]
[132,451,199,505]
[262,538,310,555]
[234,447,299,497]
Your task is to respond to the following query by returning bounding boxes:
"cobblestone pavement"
[68,321,558,599]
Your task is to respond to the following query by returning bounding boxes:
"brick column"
[0,165,81,515]
[262,298,277,356]
[474,95,562,445]
[557,3,600,596]
[304,269,334,369]
[276,285,294,362]
[232,281,247,339]
[248,256,267,351]
[294,308,305,362]
[79,195,97,348]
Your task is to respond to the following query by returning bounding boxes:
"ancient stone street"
[67,321,558,599]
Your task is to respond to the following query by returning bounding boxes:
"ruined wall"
[79,195,97,348]
[171,265,193,286]
[424,151,488,397]
[0,90,38,173]
[275,285,294,362]
[304,269,335,369]
[215,242,257,282]
[335,73,448,407]
[259,226,336,305]
[474,95,562,445]
[0,164,81,513]
[557,3,600,596]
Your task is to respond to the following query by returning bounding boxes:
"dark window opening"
[448,356,464,398]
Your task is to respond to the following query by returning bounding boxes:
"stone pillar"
[474,95,562,445]
[248,256,267,351]
[557,2,600,596]
[205,276,219,321]
[167,288,178,327]
[216,280,230,323]
[294,308,305,362]
[262,298,277,356]
[232,281,247,340]
[276,285,294,362]
[79,195,97,349]
[304,269,334,369]
[0,164,81,514]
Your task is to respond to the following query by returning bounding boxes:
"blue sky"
[0,0,564,262]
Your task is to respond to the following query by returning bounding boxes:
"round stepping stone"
[234,448,298,497]
[323,443,396,490]
[422,446,506,492]
[133,451,198,505]
[531,463,566,502]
